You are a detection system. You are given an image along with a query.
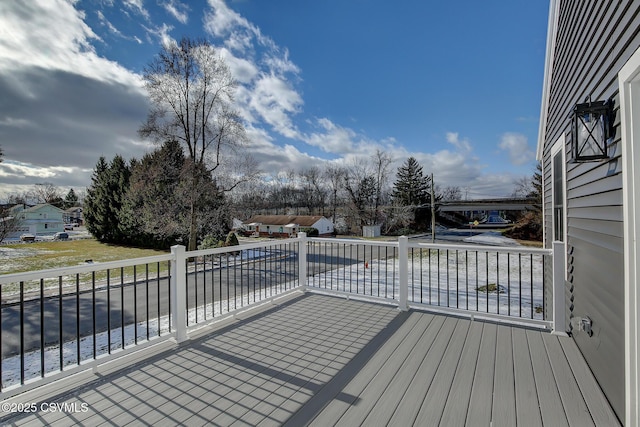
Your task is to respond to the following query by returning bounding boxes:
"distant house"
[243,215,334,237]
[537,1,640,423]
[63,207,83,225]
[8,204,65,238]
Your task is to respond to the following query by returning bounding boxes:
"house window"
[551,136,566,242]
[45,223,48,229]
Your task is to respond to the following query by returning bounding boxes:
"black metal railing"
[184,240,300,327]
[407,243,549,320]
[0,255,172,391]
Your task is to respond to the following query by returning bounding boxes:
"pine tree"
[64,188,78,209]
[84,155,130,243]
[84,157,108,241]
[391,157,431,206]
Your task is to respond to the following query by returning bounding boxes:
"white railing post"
[170,245,188,343]
[398,236,409,311]
[552,241,567,335]
[297,232,308,291]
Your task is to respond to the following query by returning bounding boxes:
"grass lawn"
[0,239,168,276]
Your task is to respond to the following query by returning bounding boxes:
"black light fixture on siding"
[571,98,612,162]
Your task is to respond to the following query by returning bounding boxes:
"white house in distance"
[7,204,65,238]
[243,215,334,238]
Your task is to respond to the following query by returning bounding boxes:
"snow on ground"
[462,231,520,246]
[1,242,546,389]
[308,248,545,319]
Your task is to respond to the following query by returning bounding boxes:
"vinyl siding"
[540,0,640,421]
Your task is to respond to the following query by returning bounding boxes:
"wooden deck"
[3,294,619,426]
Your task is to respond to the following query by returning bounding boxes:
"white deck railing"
[0,233,562,397]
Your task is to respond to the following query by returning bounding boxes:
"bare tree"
[32,183,64,207]
[371,149,392,224]
[298,167,327,215]
[140,37,254,250]
[439,185,462,201]
[0,206,22,242]
[324,164,346,225]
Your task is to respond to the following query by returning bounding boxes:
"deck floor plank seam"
[438,320,484,427]
[466,322,498,426]
[0,295,618,427]
[512,327,543,426]
[526,329,570,427]
[541,333,596,427]
[413,319,471,426]
[386,316,458,426]
[340,312,442,426]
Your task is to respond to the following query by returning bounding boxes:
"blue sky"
[0,0,549,200]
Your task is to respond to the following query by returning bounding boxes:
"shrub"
[300,227,319,237]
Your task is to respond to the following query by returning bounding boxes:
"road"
[1,239,392,358]
[1,250,299,357]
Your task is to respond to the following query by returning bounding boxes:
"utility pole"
[431,173,436,243]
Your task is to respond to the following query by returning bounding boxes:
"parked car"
[54,232,69,240]
[64,224,75,230]
[20,234,35,242]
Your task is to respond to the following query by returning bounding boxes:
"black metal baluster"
[20,281,24,384]
[518,253,522,318]
[107,269,112,352]
[496,253,500,315]
[92,272,96,358]
[59,276,63,369]
[167,262,172,333]
[156,262,161,335]
[145,264,150,341]
[76,274,80,364]
[120,267,125,349]
[133,265,138,344]
[485,252,489,313]
[194,256,198,324]
[507,254,511,317]
[530,254,534,319]
[446,250,450,307]
[40,278,45,378]
[475,252,479,311]
[437,250,441,306]
[465,250,469,310]
[455,250,459,309]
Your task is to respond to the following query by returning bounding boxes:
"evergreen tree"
[64,188,78,209]
[84,156,130,243]
[120,140,188,247]
[391,157,431,206]
[84,157,109,241]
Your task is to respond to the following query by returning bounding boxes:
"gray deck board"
[466,322,497,426]
[337,312,438,426]
[558,337,621,426]
[386,316,457,425]
[1,294,619,427]
[512,327,543,427]
[360,313,444,427]
[413,319,469,426]
[303,311,424,427]
[542,333,596,427]
[439,321,483,427]
[527,329,570,427]
[491,325,517,427]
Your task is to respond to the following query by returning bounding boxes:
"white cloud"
[0,1,142,88]
[161,0,189,24]
[446,132,472,152]
[247,74,302,139]
[0,1,152,200]
[143,22,175,48]
[123,0,149,20]
[498,132,535,165]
